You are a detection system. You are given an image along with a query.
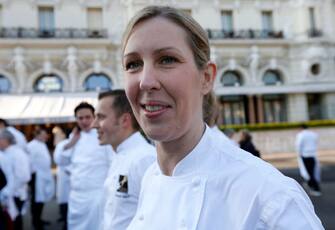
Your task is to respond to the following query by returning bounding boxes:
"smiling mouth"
[141,103,171,115]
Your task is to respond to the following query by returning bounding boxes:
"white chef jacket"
[55,129,113,230]
[6,126,27,151]
[0,150,18,220]
[211,125,238,147]
[3,145,30,201]
[53,139,71,204]
[127,126,324,230]
[102,131,155,230]
[0,150,14,198]
[295,129,321,181]
[27,139,55,202]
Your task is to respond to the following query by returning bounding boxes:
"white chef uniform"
[2,145,30,218]
[27,139,55,202]
[53,139,71,204]
[56,129,112,230]
[127,126,324,230]
[102,131,155,230]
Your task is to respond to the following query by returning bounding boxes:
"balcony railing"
[0,27,108,39]
[307,29,322,38]
[207,29,284,40]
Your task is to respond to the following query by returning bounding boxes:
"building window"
[87,8,103,29]
[263,94,287,123]
[309,7,316,30]
[221,10,233,32]
[34,74,63,92]
[0,75,11,93]
[261,11,273,32]
[221,71,242,86]
[38,7,55,37]
[310,63,321,76]
[219,95,246,125]
[84,73,112,91]
[0,5,2,28]
[308,94,324,120]
[263,70,282,85]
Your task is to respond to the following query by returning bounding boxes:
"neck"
[156,122,205,176]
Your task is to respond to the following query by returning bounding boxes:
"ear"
[200,61,217,95]
[120,113,132,128]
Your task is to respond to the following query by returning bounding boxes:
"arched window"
[84,73,112,91]
[0,75,11,93]
[221,71,242,87]
[34,74,63,92]
[263,70,282,85]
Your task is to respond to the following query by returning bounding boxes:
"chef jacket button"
[192,178,201,188]
[180,219,187,229]
[138,214,144,221]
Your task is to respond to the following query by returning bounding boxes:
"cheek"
[125,80,138,107]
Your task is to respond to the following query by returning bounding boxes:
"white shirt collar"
[170,125,211,176]
[116,131,143,154]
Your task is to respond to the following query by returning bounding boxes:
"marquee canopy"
[0,92,98,125]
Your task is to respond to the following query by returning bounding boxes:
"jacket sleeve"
[258,189,324,229]
[12,151,31,192]
[295,133,303,155]
[53,140,72,166]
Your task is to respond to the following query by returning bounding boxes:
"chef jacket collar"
[115,131,142,154]
[168,124,210,176]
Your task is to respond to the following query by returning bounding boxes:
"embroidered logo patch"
[117,175,128,193]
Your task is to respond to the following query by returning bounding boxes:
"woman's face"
[123,17,214,142]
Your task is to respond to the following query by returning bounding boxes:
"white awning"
[0,92,98,125]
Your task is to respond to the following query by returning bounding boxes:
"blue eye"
[125,61,143,71]
[160,56,178,64]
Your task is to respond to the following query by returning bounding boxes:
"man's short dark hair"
[98,90,140,131]
[301,124,308,129]
[0,118,9,127]
[74,102,95,117]
[33,126,47,138]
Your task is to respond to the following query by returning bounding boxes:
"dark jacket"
[0,167,6,191]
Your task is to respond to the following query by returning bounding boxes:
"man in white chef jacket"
[0,118,27,151]
[55,102,113,230]
[53,139,71,230]
[27,127,55,230]
[296,124,321,196]
[92,90,155,230]
[0,146,15,228]
[0,129,30,230]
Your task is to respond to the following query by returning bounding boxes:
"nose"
[139,64,160,91]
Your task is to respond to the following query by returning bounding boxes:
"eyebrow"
[123,47,182,58]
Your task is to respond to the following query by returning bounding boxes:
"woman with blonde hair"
[122,5,323,229]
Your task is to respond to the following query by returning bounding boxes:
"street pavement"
[23,153,335,230]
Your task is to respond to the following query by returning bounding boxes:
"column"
[248,95,256,124]
[256,95,264,123]
[287,93,308,122]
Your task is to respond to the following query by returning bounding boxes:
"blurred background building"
[0,0,334,151]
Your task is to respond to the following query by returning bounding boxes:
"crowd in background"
[0,113,265,230]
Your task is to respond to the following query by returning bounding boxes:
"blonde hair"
[203,91,219,127]
[121,5,210,70]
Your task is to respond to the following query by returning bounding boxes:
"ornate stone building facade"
[0,0,334,125]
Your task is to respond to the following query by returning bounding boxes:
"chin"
[99,140,107,145]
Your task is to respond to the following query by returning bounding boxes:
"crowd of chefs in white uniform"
[0,7,325,229]
[0,89,157,230]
